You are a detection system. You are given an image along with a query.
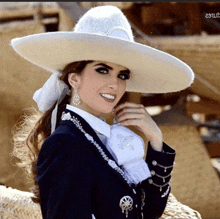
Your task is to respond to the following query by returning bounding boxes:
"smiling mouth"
[100,93,116,102]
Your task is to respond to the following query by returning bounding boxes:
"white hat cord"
[33,71,70,133]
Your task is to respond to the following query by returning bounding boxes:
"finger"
[117,112,144,123]
[119,118,143,127]
[115,102,145,113]
[116,102,145,111]
[116,107,145,118]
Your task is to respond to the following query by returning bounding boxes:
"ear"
[68,73,81,89]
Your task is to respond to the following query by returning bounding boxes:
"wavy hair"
[12,60,93,203]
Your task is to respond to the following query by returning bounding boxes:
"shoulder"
[38,122,87,164]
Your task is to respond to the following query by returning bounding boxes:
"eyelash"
[96,67,108,74]
[119,73,130,80]
[95,67,130,80]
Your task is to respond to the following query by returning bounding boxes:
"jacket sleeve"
[140,142,176,219]
[37,133,93,219]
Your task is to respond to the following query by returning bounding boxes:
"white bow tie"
[106,124,151,184]
[106,124,145,165]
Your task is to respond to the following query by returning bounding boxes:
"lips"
[100,93,116,103]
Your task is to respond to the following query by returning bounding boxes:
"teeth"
[101,93,115,100]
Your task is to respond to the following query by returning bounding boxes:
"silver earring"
[72,90,81,106]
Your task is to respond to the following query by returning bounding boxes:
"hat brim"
[11,31,194,93]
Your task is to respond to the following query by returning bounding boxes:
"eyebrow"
[94,63,130,74]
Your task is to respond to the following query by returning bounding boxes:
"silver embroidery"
[152,160,175,173]
[161,185,170,198]
[117,134,134,150]
[148,178,170,192]
[151,170,173,183]
[61,112,131,185]
[141,188,145,210]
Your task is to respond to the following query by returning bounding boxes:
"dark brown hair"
[12,60,93,203]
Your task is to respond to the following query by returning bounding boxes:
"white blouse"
[66,104,151,184]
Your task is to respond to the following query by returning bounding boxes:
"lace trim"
[123,160,151,184]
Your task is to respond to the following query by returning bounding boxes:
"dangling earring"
[72,90,81,106]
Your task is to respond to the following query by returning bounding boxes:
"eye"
[118,73,130,80]
[95,67,109,74]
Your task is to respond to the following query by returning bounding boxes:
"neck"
[68,104,114,124]
[72,104,102,117]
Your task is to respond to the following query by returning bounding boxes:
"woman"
[11,5,194,219]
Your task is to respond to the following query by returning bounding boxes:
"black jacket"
[37,109,176,219]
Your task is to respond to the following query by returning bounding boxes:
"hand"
[114,102,163,152]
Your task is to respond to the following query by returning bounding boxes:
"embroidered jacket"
[37,109,176,219]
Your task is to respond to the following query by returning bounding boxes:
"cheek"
[119,81,126,96]
[78,81,99,102]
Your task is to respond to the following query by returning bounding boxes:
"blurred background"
[0,2,220,218]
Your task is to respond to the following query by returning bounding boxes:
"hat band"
[107,27,133,41]
[75,26,133,42]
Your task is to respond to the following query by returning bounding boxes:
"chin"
[98,106,114,115]
[100,109,113,115]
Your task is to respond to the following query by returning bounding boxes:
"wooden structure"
[137,35,220,162]
[1,2,220,218]
[0,2,73,191]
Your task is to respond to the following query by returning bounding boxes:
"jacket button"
[133,189,136,194]
[135,204,138,208]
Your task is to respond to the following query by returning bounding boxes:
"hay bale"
[0,185,201,219]
[159,125,220,218]
[0,185,42,219]
[0,16,48,192]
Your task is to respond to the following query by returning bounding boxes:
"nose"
[107,76,119,90]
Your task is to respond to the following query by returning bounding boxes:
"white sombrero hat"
[11,5,194,94]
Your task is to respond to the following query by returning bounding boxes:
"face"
[68,61,130,117]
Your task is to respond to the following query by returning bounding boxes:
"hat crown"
[74,5,134,42]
